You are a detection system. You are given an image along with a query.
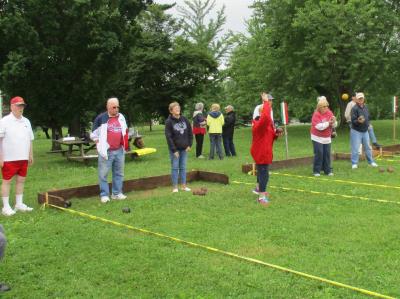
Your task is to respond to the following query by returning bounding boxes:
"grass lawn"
[0,120,399,298]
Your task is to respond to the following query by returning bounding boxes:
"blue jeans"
[256,164,270,193]
[312,141,332,174]
[98,148,125,197]
[368,125,377,144]
[169,150,187,186]
[223,136,236,156]
[350,129,374,165]
[209,134,224,160]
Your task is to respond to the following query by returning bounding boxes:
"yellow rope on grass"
[233,180,400,206]
[45,203,395,299]
[270,172,400,190]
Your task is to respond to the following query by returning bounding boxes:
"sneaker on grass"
[111,193,127,200]
[1,206,15,216]
[100,196,110,203]
[14,203,33,212]
[370,162,378,167]
[258,197,270,207]
[352,164,358,169]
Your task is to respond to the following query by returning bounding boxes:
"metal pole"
[284,124,289,159]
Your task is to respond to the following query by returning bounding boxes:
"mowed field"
[1,120,399,298]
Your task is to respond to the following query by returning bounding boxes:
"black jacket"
[351,104,370,132]
[222,111,236,137]
[165,115,193,152]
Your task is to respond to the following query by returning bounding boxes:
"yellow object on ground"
[131,147,157,156]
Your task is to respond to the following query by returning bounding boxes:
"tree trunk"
[149,119,152,132]
[68,114,81,137]
[51,126,63,151]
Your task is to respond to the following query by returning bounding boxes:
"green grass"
[1,120,400,298]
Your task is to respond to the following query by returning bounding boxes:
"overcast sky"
[154,0,255,34]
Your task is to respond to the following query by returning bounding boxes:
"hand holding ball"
[358,115,365,123]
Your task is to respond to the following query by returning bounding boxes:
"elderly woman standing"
[192,102,207,158]
[207,103,224,160]
[165,102,193,193]
[311,96,337,176]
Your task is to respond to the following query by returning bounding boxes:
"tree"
[119,3,217,128]
[228,0,400,124]
[176,0,233,112]
[0,0,151,148]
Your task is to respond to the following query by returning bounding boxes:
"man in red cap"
[0,96,34,216]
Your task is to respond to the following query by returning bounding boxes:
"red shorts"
[2,160,28,180]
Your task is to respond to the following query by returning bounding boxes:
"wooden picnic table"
[54,137,156,164]
[54,138,98,163]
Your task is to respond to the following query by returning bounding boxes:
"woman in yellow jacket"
[206,103,225,160]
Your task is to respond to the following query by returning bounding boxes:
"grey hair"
[195,102,204,111]
[225,105,234,111]
[107,97,119,105]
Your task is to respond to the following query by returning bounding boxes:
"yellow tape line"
[270,172,400,190]
[46,203,395,299]
[233,181,400,206]
[377,158,400,163]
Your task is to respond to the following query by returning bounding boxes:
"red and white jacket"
[250,102,278,165]
[90,112,129,159]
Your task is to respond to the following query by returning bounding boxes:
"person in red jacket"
[250,93,282,206]
[310,96,337,176]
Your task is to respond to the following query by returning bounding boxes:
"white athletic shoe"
[111,193,127,200]
[181,187,191,192]
[100,196,110,203]
[2,206,16,216]
[172,188,179,193]
[352,164,358,169]
[14,203,33,212]
[370,162,378,167]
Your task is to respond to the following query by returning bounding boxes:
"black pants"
[312,141,332,174]
[195,134,204,157]
[223,135,236,156]
[256,164,270,193]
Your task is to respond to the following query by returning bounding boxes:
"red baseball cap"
[10,96,26,105]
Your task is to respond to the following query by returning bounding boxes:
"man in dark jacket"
[350,92,378,169]
[222,105,237,156]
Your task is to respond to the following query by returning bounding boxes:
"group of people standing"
[310,91,379,177]
[192,103,237,160]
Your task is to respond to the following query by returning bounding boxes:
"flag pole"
[284,124,289,159]
[394,96,398,142]
[280,101,289,159]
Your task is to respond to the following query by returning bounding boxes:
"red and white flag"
[280,101,289,125]
[393,96,398,113]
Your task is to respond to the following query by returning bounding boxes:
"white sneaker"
[14,203,33,212]
[2,206,16,216]
[100,196,110,203]
[328,173,334,176]
[352,164,358,169]
[370,162,378,167]
[172,188,179,193]
[181,187,191,192]
[111,193,127,200]
[313,173,320,177]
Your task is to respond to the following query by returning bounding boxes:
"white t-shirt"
[253,104,275,123]
[0,113,34,161]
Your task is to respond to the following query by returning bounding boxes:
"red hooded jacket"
[250,101,278,164]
